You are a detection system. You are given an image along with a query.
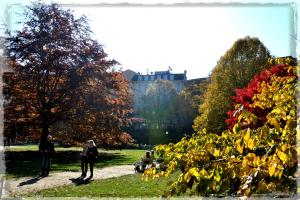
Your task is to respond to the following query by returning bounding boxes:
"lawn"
[25,172,180,198]
[5,144,145,178]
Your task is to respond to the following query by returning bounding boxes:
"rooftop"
[123,69,187,81]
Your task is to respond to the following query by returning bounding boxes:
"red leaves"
[226,63,296,129]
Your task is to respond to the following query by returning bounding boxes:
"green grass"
[25,172,180,198]
[5,144,82,152]
[5,144,144,178]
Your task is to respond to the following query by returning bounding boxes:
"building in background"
[123,68,208,144]
[123,69,188,109]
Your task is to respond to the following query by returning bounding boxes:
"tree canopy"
[4,2,133,146]
[194,36,271,134]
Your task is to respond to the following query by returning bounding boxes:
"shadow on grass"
[18,176,45,186]
[69,177,93,185]
[5,150,130,178]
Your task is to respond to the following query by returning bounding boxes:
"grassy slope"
[26,173,180,198]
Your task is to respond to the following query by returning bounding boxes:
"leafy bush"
[144,58,298,197]
[226,56,297,130]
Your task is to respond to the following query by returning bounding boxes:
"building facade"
[123,69,188,109]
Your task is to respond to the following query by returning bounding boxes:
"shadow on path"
[18,176,44,187]
[69,177,93,186]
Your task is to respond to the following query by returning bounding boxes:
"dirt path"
[2,164,135,197]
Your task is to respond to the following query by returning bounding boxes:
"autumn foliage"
[3,2,133,146]
[226,56,297,130]
[144,57,298,197]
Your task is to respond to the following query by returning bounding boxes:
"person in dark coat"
[86,140,98,179]
[39,135,55,176]
[80,141,88,178]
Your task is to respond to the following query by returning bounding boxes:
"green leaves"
[195,37,270,134]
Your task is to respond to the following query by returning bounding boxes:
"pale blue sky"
[0,1,297,79]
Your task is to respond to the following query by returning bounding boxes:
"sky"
[0,0,297,79]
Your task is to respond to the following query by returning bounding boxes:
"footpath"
[2,164,135,198]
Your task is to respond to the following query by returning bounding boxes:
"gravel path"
[2,164,135,197]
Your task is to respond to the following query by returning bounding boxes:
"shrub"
[144,58,298,197]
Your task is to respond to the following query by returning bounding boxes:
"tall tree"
[194,36,271,134]
[4,2,132,146]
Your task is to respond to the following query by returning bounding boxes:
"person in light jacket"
[80,141,88,177]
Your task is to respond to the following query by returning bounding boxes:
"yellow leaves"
[277,150,288,163]
[236,139,244,154]
[281,144,288,152]
[242,129,256,150]
[184,167,200,182]
[214,171,221,182]
[247,138,255,150]
[142,167,157,181]
[253,156,261,167]
[244,129,250,142]
[168,160,178,171]
[205,143,214,154]
[213,149,220,157]
[176,153,182,160]
[178,174,184,183]
[268,157,285,179]
[201,169,214,179]
[184,171,193,182]
[270,118,281,130]
[199,168,208,177]
[268,162,277,176]
[233,123,241,135]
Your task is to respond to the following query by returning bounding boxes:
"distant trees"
[180,79,208,110]
[4,2,133,146]
[194,36,271,134]
[132,79,195,144]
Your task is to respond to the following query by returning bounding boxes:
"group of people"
[135,150,164,173]
[38,135,98,179]
[38,135,162,178]
[79,140,99,179]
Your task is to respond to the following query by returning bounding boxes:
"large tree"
[194,36,271,134]
[4,2,132,146]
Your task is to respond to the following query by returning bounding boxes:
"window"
[144,76,148,81]
[170,75,174,80]
[157,75,161,79]
[151,76,155,80]
[138,76,142,81]
[163,75,168,80]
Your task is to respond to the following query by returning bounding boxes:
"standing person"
[39,135,55,177]
[80,141,88,178]
[86,140,98,179]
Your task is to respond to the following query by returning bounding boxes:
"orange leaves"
[5,2,133,146]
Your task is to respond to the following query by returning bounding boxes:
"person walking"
[86,140,98,179]
[39,135,55,177]
[80,141,88,178]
